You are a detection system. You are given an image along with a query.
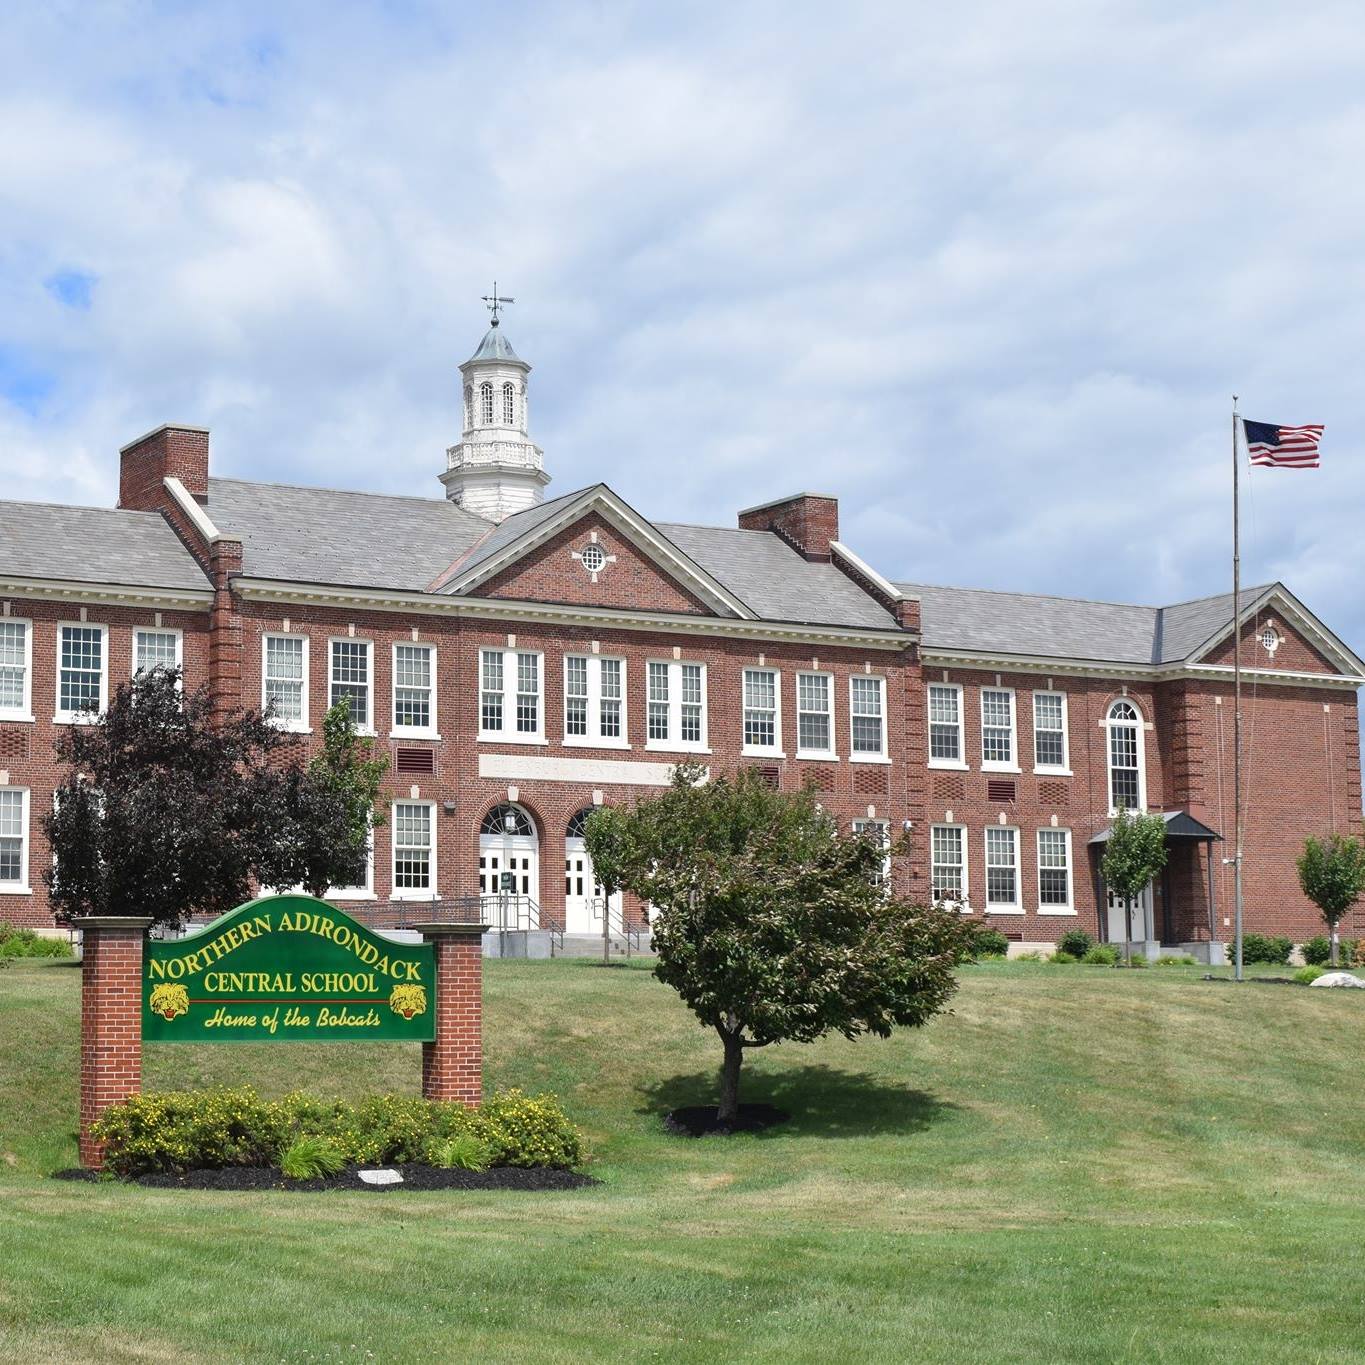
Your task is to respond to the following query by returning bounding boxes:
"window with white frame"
[985,826,1020,909]
[0,620,32,720]
[743,668,780,752]
[927,683,963,765]
[1106,699,1145,811]
[850,675,886,757]
[330,833,375,899]
[502,381,516,425]
[478,648,543,740]
[392,801,435,897]
[57,624,107,720]
[930,824,967,906]
[564,654,626,746]
[1032,691,1069,771]
[980,688,1016,768]
[393,643,436,735]
[133,629,181,679]
[852,818,891,888]
[263,635,308,729]
[329,639,373,729]
[796,671,834,756]
[0,788,29,890]
[645,660,707,750]
[480,381,494,424]
[1036,828,1073,911]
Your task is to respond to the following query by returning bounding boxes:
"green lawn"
[2,955,1363,1363]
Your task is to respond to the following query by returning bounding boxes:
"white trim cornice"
[922,647,1364,690]
[0,575,212,612]
[830,541,904,603]
[233,577,913,651]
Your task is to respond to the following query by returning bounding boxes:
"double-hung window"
[564,655,627,746]
[56,624,107,722]
[930,824,968,907]
[980,688,1017,770]
[984,826,1020,910]
[852,818,891,888]
[927,683,964,766]
[1106,699,1145,812]
[391,801,436,898]
[0,620,32,721]
[796,671,834,757]
[393,643,437,736]
[0,788,29,891]
[133,629,181,679]
[645,660,707,751]
[329,639,373,730]
[850,675,887,759]
[479,648,544,741]
[1036,828,1073,912]
[742,668,781,754]
[263,635,308,730]
[1032,691,1069,772]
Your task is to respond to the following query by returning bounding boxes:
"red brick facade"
[77,918,151,1167]
[418,925,487,1106]
[3,436,1360,955]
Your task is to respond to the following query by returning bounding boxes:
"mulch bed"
[51,1164,598,1192]
[664,1103,789,1137]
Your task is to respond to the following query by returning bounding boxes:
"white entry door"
[564,835,619,935]
[1106,884,1153,943]
[478,804,539,927]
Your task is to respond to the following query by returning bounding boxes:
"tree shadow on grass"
[638,1064,957,1140]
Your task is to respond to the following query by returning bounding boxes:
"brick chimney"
[118,424,211,511]
[737,492,839,561]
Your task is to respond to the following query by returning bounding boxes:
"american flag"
[1242,419,1324,469]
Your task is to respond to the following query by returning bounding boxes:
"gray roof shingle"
[899,581,1273,665]
[0,500,210,593]
[661,523,899,629]
[206,478,492,591]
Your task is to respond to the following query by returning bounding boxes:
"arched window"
[566,808,598,841]
[481,803,535,838]
[1105,699,1144,812]
[502,381,516,426]
[463,385,472,427]
[480,381,494,424]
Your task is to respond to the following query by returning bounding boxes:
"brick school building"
[1,318,1360,957]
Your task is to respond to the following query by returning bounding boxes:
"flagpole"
[1231,397,1245,983]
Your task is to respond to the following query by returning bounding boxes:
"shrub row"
[0,923,73,959]
[91,1086,584,1178]
[1301,936,1362,967]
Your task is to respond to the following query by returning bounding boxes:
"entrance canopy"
[1088,810,1223,846]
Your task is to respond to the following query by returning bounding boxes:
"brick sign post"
[414,920,490,1106]
[76,916,153,1169]
[76,896,491,1170]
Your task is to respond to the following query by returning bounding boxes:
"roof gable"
[1180,584,1365,676]
[434,485,756,619]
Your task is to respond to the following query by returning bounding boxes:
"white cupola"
[440,299,549,522]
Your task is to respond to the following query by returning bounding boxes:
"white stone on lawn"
[358,1168,404,1184]
[1309,972,1365,989]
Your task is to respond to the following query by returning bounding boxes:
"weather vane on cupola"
[481,282,514,326]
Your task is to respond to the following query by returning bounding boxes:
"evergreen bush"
[1056,928,1094,959]
[1082,945,1120,966]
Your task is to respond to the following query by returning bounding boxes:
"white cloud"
[0,0,1362,670]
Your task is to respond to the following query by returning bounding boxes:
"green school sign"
[143,895,436,1043]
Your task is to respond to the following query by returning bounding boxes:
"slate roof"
[898,581,1274,665]
[0,500,210,592]
[205,478,492,591]
[437,487,591,588]
[660,522,900,629]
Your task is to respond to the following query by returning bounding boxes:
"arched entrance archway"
[564,807,621,935]
[479,805,539,923]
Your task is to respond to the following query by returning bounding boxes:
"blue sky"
[2,1,1363,658]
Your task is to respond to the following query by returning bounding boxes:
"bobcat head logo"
[389,983,427,1020]
[149,983,190,1021]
